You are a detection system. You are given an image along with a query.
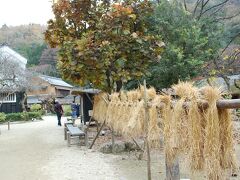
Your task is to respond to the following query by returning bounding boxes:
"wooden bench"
[67,118,77,125]
[64,122,74,140]
[66,124,86,147]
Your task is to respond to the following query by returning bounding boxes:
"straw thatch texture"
[201,87,222,179]
[218,108,236,171]
[92,93,108,123]
[91,82,237,179]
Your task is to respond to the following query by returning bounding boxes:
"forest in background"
[0,24,59,77]
[0,24,47,66]
[0,0,240,89]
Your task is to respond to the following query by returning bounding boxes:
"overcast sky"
[0,0,54,26]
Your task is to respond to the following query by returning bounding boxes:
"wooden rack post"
[89,96,109,149]
[143,80,152,180]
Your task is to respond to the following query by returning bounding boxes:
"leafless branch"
[193,0,202,16]
[201,0,230,16]
[213,11,240,22]
[209,3,225,17]
[220,32,240,56]
[183,0,188,11]
[197,0,213,20]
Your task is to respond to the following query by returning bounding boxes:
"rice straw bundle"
[218,108,236,171]
[202,86,222,179]
[172,82,197,153]
[148,95,162,148]
[172,98,189,152]
[124,99,145,137]
[92,93,108,123]
[173,81,195,98]
[173,82,206,171]
[140,86,157,100]
[188,96,205,171]
[113,91,127,133]
[106,93,119,127]
[92,94,101,121]
[92,82,237,179]
[159,95,177,165]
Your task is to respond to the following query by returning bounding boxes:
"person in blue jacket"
[71,101,77,118]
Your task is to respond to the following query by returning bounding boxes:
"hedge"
[63,105,72,116]
[0,112,42,122]
[30,104,42,112]
[0,113,6,122]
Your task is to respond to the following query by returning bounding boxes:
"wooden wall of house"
[0,92,24,113]
[27,77,56,96]
[56,88,70,97]
[27,77,71,98]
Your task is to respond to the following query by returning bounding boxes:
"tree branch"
[213,11,240,22]
[193,0,202,16]
[183,0,188,11]
[197,0,212,20]
[220,32,240,56]
[201,0,230,16]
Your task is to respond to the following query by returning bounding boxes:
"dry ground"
[0,116,239,180]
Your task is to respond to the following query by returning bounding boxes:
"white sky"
[0,0,54,26]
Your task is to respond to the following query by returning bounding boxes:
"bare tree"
[0,52,31,109]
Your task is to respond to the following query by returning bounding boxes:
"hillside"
[0,24,47,65]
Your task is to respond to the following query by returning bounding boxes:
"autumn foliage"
[45,0,163,92]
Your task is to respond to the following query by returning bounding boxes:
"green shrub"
[0,113,6,122]
[39,109,46,116]
[6,113,25,121]
[28,112,42,119]
[63,105,71,116]
[21,112,29,121]
[30,104,42,112]
[6,112,42,121]
[64,111,72,116]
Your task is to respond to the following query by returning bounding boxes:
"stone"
[112,142,126,154]
[99,143,112,154]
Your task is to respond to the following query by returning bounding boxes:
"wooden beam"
[89,121,105,149]
[216,99,240,109]
[180,99,240,110]
[143,80,152,180]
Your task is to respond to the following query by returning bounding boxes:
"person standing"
[76,103,80,118]
[54,100,64,126]
[71,101,77,119]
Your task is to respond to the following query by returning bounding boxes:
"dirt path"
[0,116,120,180]
[0,116,239,180]
[0,116,164,180]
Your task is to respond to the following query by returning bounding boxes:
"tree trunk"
[116,80,122,92]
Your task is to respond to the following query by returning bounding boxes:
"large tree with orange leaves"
[45,0,163,92]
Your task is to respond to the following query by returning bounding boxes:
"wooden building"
[71,88,100,124]
[0,45,27,113]
[27,75,73,105]
[0,92,25,113]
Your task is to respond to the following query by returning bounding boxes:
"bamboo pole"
[143,80,152,180]
[89,121,105,149]
[88,96,109,149]
[156,99,240,110]
[132,138,144,152]
[186,99,240,109]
